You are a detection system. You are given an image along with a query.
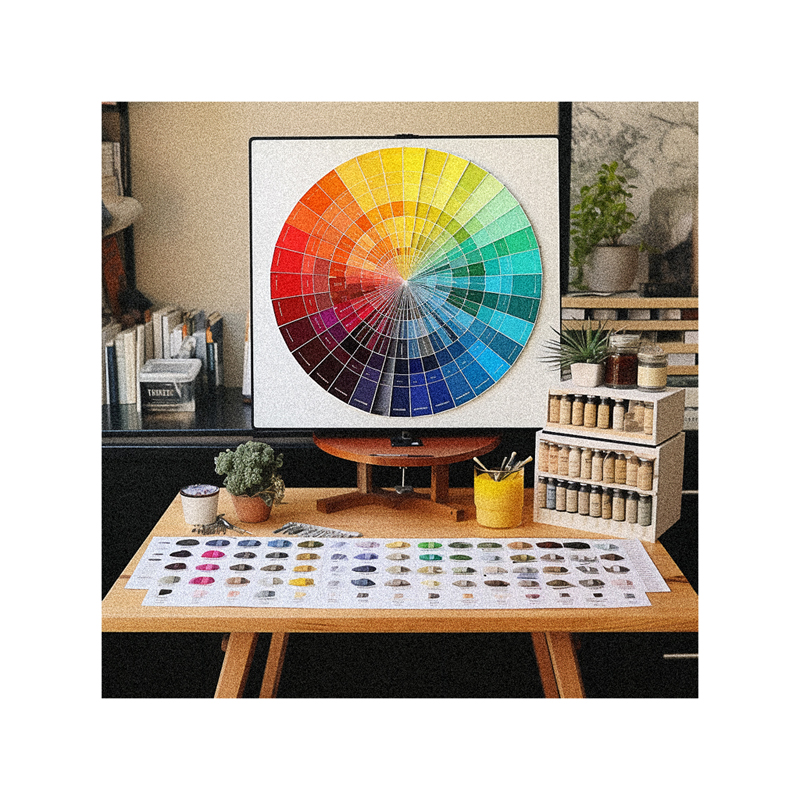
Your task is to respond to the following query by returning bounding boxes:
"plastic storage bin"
[139,359,201,412]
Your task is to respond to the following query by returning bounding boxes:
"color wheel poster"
[250,137,561,429]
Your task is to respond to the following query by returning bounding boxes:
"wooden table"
[102,488,698,699]
[312,434,501,521]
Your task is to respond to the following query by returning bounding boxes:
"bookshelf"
[102,102,135,288]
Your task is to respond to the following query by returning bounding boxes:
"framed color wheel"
[269,146,543,418]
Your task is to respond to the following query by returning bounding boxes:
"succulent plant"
[214,441,285,505]
[540,321,612,370]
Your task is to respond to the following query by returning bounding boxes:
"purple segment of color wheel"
[319,307,338,328]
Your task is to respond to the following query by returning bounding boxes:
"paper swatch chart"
[268,147,542,417]
[127,536,668,610]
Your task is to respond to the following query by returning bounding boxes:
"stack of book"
[102,307,224,408]
[102,141,124,198]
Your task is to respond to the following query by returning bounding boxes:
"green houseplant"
[570,161,639,292]
[214,441,285,523]
[541,321,612,387]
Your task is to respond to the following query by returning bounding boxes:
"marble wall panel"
[570,102,698,288]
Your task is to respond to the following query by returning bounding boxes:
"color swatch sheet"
[269,147,542,418]
[127,536,668,610]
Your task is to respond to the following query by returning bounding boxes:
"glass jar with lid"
[604,334,640,389]
[584,395,598,427]
[637,345,668,392]
[566,482,579,513]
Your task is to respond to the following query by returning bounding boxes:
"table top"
[312,433,501,468]
[102,488,698,635]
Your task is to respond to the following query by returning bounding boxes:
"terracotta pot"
[585,245,639,293]
[230,493,272,523]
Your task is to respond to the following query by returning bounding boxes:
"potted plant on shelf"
[570,161,639,292]
[214,441,285,523]
[540,321,612,387]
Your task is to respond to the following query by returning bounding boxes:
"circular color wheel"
[269,147,542,417]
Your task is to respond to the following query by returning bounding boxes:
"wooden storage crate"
[533,429,685,543]
[545,382,684,446]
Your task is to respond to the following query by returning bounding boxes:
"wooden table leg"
[544,632,585,698]
[214,631,259,698]
[259,632,289,698]
[531,633,560,698]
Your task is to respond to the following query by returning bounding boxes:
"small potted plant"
[214,441,285,523]
[570,161,639,292]
[540,321,612,387]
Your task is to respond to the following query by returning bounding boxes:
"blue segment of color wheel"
[270,147,543,417]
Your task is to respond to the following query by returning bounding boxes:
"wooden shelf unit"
[561,295,698,378]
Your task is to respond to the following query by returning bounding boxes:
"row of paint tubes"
[538,440,654,491]
[537,478,653,526]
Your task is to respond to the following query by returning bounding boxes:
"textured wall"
[570,102,698,288]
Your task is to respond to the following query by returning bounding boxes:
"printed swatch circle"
[269,147,542,417]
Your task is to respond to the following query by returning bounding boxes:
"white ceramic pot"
[180,484,221,525]
[585,245,639,293]
[570,362,604,387]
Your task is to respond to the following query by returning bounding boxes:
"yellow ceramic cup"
[474,468,524,528]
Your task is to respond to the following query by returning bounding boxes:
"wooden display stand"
[312,433,501,521]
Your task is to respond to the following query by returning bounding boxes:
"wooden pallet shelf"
[562,296,698,309]
[562,319,698,332]
[561,294,699,383]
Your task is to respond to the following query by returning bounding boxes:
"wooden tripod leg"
[259,632,289,698]
[531,632,560,698]
[214,632,259,698]
[430,464,450,504]
[357,462,374,493]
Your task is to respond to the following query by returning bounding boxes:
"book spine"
[208,315,224,387]
[144,319,155,362]
[105,343,119,405]
[136,323,145,412]
[152,310,164,359]
[206,329,217,391]
[114,336,127,404]
[242,314,251,402]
